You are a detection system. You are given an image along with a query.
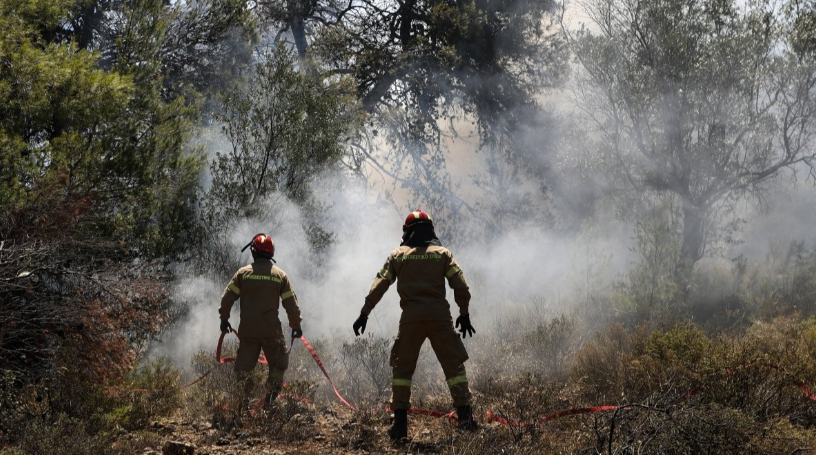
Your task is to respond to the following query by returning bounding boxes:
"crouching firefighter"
[352,210,478,440]
[219,233,303,413]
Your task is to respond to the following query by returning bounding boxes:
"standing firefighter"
[219,233,303,412]
[352,210,478,440]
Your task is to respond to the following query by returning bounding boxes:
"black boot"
[388,409,408,440]
[456,405,479,431]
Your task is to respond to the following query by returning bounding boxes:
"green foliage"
[0,0,75,39]
[0,1,214,449]
[297,0,569,237]
[748,240,816,319]
[573,0,816,275]
[569,323,635,402]
[464,313,816,453]
[571,323,720,403]
[201,44,361,266]
[307,0,568,143]
[788,0,816,58]
[639,323,720,382]
[184,344,241,423]
[0,359,180,451]
[0,7,132,210]
[6,0,816,452]
[160,0,258,116]
[613,203,684,323]
[0,0,207,257]
[103,0,208,256]
[209,45,359,213]
[615,227,816,330]
[118,357,182,430]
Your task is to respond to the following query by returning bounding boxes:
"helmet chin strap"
[242,243,277,263]
[241,235,276,262]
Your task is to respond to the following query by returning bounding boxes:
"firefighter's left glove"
[220,319,232,334]
[455,314,475,339]
[353,312,368,336]
[292,328,302,339]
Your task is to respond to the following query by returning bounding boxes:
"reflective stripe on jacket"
[362,245,470,323]
[219,259,302,337]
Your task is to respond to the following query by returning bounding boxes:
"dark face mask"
[401,224,441,247]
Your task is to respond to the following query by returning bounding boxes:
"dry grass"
[4,243,816,454]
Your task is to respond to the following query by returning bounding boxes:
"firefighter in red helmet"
[353,210,478,440]
[219,233,303,413]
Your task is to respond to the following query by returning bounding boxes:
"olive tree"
[254,0,569,238]
[201,45,361,271]
[571,0,816,282]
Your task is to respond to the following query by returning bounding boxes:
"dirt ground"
[139,403,498,455]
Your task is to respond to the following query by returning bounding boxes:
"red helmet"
[249,233,275,258]
[403,209,433,231]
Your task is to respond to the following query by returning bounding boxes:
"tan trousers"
[234,336,289,402]
[390,320,472,410]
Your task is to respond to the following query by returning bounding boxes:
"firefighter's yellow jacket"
[363,245,471,324]
[219,258,302,338]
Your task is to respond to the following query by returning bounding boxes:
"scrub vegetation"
[2,0,816,453]
[5,250,816,454]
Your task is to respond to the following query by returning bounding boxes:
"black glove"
[220,319,232,334]
[353,312,368,336]
[455,314,475,339]
[292,328,303,339]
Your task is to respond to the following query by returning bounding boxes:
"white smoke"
[149,165,637,369]
[150,130,816,375]
[735,181,816,259]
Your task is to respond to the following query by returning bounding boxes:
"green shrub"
[184,343,246,426]
[117,357,182,430]
[612,206,684,326]
[569,323,636,403]
[747,241,816,319]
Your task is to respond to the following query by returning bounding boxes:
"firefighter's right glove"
[353,312,368,336]
[220,319,232,334]
[455,314,475,339]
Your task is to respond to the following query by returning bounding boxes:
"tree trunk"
[399,0,415,47]
[290,16,308,61]
[76,2,103,51]
[679,198,705,292]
